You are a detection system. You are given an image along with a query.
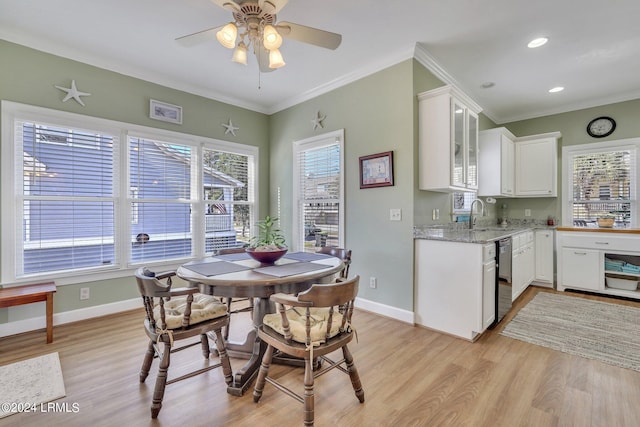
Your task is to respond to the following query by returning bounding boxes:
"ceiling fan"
[176,0,342,72]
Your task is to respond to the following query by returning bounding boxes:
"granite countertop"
[414,221,556,244]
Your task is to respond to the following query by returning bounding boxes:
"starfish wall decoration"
[311,111,326,130]
[222,119,239,136]
[54,79,91,106]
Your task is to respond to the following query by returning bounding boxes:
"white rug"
[501,292,640,372]
[0,352,66,418]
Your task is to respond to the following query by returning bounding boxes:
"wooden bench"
[0,282,56,343]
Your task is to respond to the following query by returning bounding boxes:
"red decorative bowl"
[246,247,288,265]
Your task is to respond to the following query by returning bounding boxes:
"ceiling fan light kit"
[232,41,248,65]
[263,24,283,50]
[268,48,285,68]
[178,0,341,73]
[216,23,238,48]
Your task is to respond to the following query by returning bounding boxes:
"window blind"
[19,121,116,275]
[129,137,193,263]
[570,149,634,227]
[202,148,254,252]
[296,141,342,251]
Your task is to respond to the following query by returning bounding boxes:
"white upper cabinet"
[478,127,516,197]
[418,85,482,192]
[514,132,560,197]
[478,129,561,198]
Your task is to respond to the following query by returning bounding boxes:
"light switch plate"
[390,208,402,221]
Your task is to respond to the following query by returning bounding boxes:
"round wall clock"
[587,116,616,138]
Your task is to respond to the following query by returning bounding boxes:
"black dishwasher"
[495,237,513,325]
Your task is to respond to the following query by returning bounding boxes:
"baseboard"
[354,297,414,324]
[0,298,140,338]
[1,296,415,339]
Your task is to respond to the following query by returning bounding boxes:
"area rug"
[501,292,640,372]
[0,352,66,418]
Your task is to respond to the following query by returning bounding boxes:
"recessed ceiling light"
[549,86,564,93]
[528,37,548,48]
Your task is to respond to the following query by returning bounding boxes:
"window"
[293,130,344,252]
[1,102,257,282]
[129,137,193,264]
[451,192,477,223]
[562,139,638,228]
[202,147,254,253]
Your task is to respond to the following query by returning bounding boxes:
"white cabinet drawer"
[483,243,496,261]
[560,233,640,252]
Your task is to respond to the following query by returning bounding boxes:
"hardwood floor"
[1,287,640,426]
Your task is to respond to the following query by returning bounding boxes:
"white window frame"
[292,129,344,252]
[1,101,258,285]
[562,138,639,228]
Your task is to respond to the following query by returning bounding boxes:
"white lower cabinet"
[482,258,496,329]
[415,239,495,341]
[559,247,601,291]
[511,231,535,301]
[534,229,554,285]
[557,231,640,299]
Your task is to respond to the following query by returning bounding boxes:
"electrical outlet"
[369,277,377,289]
[390,209,401,221]
[80,287,90,300]
[525,209,532,217]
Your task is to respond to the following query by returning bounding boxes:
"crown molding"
[496,89,640,124]
[267,45,416,114]
[413,44,486,114]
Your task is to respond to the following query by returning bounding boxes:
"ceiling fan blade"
[175,25,224,47]
[276,22,342,50]
[259,0,288,14]
[211,0,242,13]
[256,45,276,72]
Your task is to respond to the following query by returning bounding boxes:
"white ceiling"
[1,0,639,123]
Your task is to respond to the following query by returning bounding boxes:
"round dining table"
[176,251,343,396]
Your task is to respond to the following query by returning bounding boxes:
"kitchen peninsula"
[413,223,555,341]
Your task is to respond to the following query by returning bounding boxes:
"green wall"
[270,60,418,311]
[0,40,270,320]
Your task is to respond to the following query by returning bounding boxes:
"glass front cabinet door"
[418,85,482,193]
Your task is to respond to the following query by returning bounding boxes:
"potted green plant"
[246,215,288,264]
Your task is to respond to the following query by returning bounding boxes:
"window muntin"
[2,102,257,282]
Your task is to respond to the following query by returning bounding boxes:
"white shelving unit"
[557,230,640,300]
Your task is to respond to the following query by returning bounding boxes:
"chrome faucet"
[469,199,486,229]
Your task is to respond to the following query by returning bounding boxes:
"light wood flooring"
[1,286,640,427]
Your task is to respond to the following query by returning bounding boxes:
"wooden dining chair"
[214,247,254,339]
[317,247,352,278]
[135,267,232,418]
[253,275,364,426]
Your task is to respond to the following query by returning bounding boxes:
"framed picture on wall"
[359,151,394,189]
[149,99,182,124]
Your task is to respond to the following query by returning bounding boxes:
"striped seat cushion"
[263,307,343,344]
